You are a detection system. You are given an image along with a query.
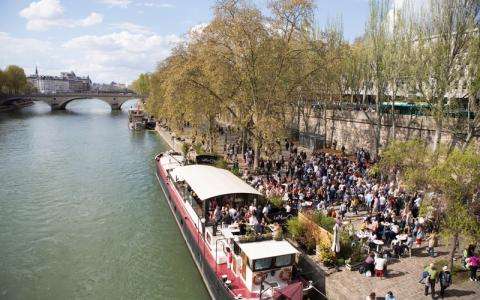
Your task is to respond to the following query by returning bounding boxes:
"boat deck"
[158,163,258,299]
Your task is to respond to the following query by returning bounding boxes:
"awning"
[169,164,262,201]
[238,240,299,260]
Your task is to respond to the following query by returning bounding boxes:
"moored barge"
[155,151,310,299]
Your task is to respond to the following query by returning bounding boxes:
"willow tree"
[413,0,479,152]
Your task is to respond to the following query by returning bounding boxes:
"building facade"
[28,69,92,94]
[91,81,128,92]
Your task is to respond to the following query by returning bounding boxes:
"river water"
[0,100,209,300]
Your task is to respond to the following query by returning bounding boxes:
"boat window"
[253,258,273,271]
[274,254,293,267]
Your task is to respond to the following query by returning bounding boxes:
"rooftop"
[238,239,299,260]
[169,164,262,201]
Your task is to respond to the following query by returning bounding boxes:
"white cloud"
[19,0,64,19]
[78,12,104,27]
[19,0,103,31]
[143,2,174,8]
[111,22,153,34]
[0,30,181,83]
[99,0,132,8]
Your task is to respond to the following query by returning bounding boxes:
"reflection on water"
[0,100,209,300]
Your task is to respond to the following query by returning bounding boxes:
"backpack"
[441,272,452,287]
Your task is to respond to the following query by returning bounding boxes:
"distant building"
[91,81,128,92]
[27,68,91,94]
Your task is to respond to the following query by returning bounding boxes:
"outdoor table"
[373,239,384,252]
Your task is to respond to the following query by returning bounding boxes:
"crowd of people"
[218,129,480,298]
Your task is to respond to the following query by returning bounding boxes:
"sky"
[0,0,376,84]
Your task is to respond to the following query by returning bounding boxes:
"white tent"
[170,164,262,201]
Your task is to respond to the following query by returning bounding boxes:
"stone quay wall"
[300,109,479,154]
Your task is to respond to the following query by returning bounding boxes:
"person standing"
[427,231,438,257]
[424,263,438,298]
[438,265,452,298]
[466,253,479,281]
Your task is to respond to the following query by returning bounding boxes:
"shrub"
[181,143,190,155]
[311,211,335,233]
[286,217,305,238]
[268,195,284,209]
[287,217,317,253]
[193,143,205,155]
[214,157,228,169]
[316,242,336,267]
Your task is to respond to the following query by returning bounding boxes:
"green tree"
[378,141,480,272]
[413,0,479,152]
[0,68,6,95]
[131,73,151,98]
[429,147,480,271]
[363,0,391,159]
[4,65,27,95]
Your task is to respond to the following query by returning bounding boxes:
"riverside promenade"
[153,124,480,300]
[155,124,184,153]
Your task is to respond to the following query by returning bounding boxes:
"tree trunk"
[253,138,262,170]
[391,91,396,141]
[433,117,443,153]
[323,104,328,149]
[449,233,459,273]
[330,109,336,149]
[373,91,382,160]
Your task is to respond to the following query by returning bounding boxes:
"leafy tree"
[378,141,480,272]
[0,68,6,95]
[131,73,151,98]
[362,0,391,159]
[377,139,431,189]
[412,0,479,152]
[428,146,480,271]
[4,65,27,95]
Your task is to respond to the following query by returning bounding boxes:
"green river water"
[0,100,209,300]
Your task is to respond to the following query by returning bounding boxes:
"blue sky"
[0,0,373,83]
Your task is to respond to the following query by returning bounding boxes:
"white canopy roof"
[170,164,262,201]
[238,240,299,260]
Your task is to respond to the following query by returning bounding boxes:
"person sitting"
[254,219,265,234]
[363,252,375,276]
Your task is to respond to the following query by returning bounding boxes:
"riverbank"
[155,124,185,153]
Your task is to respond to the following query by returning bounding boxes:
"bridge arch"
[58,96,137,110]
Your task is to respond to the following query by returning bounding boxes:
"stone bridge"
[4,92,140,110]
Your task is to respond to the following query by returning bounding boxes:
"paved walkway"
[325,243,480,299]
[154,125,480,299]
